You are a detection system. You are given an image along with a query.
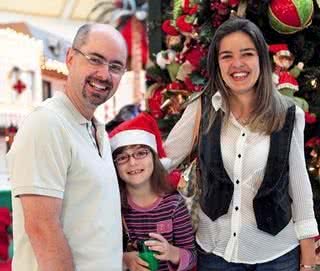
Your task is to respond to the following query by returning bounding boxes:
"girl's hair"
[204,17,292,134]
[113,144,175,208]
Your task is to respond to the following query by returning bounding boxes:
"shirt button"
[235,206,239,211]
[236,180,240,184]
[233,232,236,237]
[242,133,245,136]
[238,154,241,158]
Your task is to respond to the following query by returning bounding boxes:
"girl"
[110,112,196,271]
[164,18,318,271]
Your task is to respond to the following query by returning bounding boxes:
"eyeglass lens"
[115,149,150,165]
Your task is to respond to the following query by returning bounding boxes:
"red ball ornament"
[268,0,314,34]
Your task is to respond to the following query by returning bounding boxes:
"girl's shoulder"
[161,192,185,207]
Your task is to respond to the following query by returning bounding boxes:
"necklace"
[233,113,250,126]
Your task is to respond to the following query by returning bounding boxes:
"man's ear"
[65,48,74,70]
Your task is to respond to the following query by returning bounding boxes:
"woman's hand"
[123,251,150,271]
[145,232,180,265]
[300,238,317,271]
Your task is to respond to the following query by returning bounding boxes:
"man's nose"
[95,65,113,80]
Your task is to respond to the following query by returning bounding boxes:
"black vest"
[199,105,296,236]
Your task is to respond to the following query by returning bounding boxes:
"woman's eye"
[220,55,231,60]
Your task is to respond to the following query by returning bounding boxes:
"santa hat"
[268,44,292,57]
[109,112,171,169]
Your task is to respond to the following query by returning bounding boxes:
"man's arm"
[20,195,75,271]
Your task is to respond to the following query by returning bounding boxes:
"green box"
[0,190,12,211]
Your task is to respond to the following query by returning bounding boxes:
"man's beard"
[82,77,114,106]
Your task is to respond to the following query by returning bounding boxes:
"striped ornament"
[268,0,314,34]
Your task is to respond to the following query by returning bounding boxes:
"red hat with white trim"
[269,44,292,57]
[109,112,171,169]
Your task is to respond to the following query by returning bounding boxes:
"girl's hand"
[123,251,150,271]
[145,232,180,265]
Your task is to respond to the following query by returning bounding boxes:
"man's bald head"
[72,23,127,54]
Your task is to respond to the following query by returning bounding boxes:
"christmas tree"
[146,0,320,226]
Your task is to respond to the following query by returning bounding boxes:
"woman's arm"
[300,238,316,270]
[164,98,200,169]
[288,106,318,267]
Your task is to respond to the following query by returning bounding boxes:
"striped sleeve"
[169,196,197,271]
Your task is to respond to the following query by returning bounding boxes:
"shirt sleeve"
[168,196,196,271]
[164,99,200,170]
[289,106,319,239]
[6,108,71,199]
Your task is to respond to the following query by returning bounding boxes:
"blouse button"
[238,154,241,158]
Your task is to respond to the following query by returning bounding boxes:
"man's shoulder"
[18,99,69,137]
[28,94,71,125]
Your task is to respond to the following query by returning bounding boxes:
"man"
[7,23,128,271]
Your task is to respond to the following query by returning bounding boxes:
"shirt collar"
[55,91,102,126]
[211,91,226,113]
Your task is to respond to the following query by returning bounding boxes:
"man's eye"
[89,57,103,65]
[109,63,123,73]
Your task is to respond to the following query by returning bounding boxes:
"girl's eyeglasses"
[114,149,150,165]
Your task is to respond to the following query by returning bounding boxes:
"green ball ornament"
[268,0,314,34]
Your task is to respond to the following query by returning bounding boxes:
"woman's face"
[115,145,154,189]
[218,31,260,97]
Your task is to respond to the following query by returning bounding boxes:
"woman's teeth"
[232,72,248,78]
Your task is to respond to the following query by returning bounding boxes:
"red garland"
[148,87,165,119]
[306,137,320,148]
[184,77,203,92]
[167,81,185,91]
[183,44,207,69]
[305,112,317,124]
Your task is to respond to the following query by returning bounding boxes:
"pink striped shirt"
[123,193,196,271]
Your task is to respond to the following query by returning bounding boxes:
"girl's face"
[218,31,260,97]
[115,145,154,189]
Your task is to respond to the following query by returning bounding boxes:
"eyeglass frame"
[114,148,151,165]
[72,47,127,75]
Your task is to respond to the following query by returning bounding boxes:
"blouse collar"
[211,91,226,113]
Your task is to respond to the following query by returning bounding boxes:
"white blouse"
[164,92,318,264]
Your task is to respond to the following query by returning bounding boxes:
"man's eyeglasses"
[114,149,151,165]
[72,47,126,75]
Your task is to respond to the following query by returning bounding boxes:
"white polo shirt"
[7,92,122,271]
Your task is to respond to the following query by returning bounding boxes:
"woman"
[164,18,318,271]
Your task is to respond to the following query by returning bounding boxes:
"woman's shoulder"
[293,104,304,118]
